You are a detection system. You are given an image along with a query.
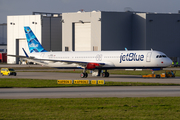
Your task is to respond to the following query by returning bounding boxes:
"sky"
[1,0,180,23]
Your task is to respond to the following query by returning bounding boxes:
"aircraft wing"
[7,54,35,59]
[7,54,106,67]
[30,58,106,67]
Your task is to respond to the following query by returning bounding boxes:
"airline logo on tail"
[29,43,38,47]
[24,26,47,53]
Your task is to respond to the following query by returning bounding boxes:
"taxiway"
[0,72,180,84]
[0,86,180,99]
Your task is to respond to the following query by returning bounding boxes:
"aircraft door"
[146,52,152,62]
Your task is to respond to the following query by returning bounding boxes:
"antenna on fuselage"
[125,48,128,51]
[151,48,153,51]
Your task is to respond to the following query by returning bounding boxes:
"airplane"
[8,26,172,78]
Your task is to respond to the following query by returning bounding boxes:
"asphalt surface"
[0,86,180,99]
[1,64,180,99]
[0,72,180,84]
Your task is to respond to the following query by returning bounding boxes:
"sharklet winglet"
[22,48,29,58]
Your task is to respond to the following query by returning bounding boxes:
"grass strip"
[0,78,180,88]
[0,97,180,119]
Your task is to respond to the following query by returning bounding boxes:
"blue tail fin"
[24,26,47,53]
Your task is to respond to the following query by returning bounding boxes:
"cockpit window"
[156,55,167,58]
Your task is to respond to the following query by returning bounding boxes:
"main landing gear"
[80,69,109,78]
[102,70,109,77]
[80,72,88,78]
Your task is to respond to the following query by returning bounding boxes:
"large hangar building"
[7,12,62,64]
[7,11,180,64]
[0,23,7,53]
[62,11,132,51]
[133,13,180,62]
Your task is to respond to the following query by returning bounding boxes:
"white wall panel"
[26,15,42,43]
[18,16,25,38]
[24,16,30,26]
[35,15,42,44]
[75,23,91,51]
[7,16,15,63]
[62,11,101,51]
[13,16,19,39]
[19,39,29,55]
[30,16,36,34]
[7,15,41,64]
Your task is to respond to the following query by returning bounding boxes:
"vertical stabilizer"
[24,26,47,53]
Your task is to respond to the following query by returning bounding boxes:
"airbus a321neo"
[8,26,172,78]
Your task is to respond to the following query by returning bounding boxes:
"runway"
[0,86,180,99]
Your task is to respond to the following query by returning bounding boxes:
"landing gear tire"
[80,73,88,78]
[14,73,16,76]
[102,72,109,77]
[156,74,160,78]
[85,73,88,78]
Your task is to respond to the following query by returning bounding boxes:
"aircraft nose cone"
[162,58,172,67]
[167,58,173,66]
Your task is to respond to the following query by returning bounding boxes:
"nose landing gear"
[80,68,88,78]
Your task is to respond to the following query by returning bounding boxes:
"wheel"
[80,72,88,78]
[14,73,16,76]
[102,72,106,77]
[102,72,109,77]
[106,72,109,77]
[156,74,160,78]
[8,73,11,76]
[1,73,4,76]
[80,73,84,78]
[85,73,88,78]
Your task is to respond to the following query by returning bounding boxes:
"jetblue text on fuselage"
[120,53,144,63]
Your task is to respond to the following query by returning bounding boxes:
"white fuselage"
[29,50,172,69]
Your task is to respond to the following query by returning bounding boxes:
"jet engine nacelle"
[86,63,100,69]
